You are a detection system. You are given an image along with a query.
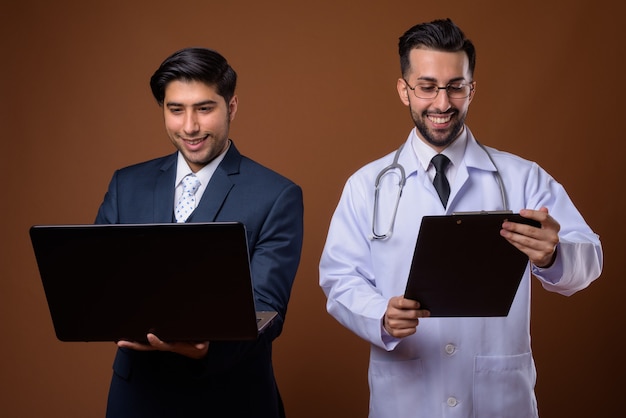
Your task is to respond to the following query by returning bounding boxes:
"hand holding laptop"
[118,334,209,360]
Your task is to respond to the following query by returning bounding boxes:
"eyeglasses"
[404,80,474,100]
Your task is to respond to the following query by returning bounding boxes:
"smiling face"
[163,80,238,172]
[397,48,475,152]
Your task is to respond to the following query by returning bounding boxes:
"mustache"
[424,109,456,116]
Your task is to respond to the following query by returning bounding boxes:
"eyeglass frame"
[403,79,475,100]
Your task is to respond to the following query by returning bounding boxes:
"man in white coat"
[319,18,602,418]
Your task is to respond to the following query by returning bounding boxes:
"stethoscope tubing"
[371,142,507,240]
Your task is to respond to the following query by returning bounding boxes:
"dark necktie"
[431,154,451,207]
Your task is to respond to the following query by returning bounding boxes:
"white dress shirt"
[174,141,230,209]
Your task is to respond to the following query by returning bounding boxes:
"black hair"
[149,47,237,105]
[398,18,476,78]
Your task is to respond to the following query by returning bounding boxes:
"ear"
[397,78,410,106]
[468,81,476,103]
[228,95,239,121]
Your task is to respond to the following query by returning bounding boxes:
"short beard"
[411,108,465,149]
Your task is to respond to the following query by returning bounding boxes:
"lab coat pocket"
[474,352,538,418]
[369,357,425,417]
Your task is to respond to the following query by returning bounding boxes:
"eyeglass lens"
[411,82,472,99]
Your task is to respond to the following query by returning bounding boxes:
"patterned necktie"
[175,174,201,223]
[431,154,451,208]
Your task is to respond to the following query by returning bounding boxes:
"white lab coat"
[319,127,602,418]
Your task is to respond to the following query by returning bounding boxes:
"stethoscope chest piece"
[372,144,406,240]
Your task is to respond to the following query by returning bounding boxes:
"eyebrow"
[416,76,467,83]
[165,100,218,108]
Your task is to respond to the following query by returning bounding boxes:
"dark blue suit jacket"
[96,142,303,417]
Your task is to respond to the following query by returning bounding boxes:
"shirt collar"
[410,126,468,172]
[175,140,231,187]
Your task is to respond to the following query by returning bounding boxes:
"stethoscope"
[371,141,508,240]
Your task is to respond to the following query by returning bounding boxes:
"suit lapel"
[154,154,178,222]
[187,142,242,223]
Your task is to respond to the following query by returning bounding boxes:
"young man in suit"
[96,47,304,418]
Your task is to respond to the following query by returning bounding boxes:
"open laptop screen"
[30,222,275,342]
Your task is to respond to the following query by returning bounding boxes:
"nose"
[431,88,452,112]
[183,111,199,134]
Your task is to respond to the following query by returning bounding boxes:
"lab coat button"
[447,397,458,407]
[444,343,456,355]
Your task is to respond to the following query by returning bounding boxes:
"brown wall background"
[2,1,624,416]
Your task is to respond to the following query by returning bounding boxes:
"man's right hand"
[383,296,430,338]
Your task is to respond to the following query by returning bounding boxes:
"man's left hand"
[500,207,559,268]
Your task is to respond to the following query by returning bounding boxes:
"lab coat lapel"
[396,136,449,212]
[448,128,499,210]
[463,128,498,172]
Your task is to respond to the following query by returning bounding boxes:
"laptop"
[404,211,540,317]
[29,222,277,342]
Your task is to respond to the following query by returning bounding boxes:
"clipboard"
[404,211,540,317]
